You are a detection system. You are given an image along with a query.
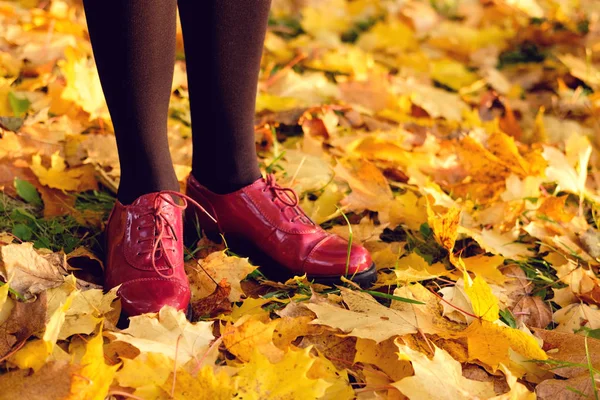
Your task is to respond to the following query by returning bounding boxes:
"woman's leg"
[180,0,376,286]
[83,0,180,204]
[178,0,271,194]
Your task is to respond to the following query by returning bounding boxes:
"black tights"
[83,0,270,204]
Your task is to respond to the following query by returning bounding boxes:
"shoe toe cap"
[306,235,373,276]
[118,278,191,316]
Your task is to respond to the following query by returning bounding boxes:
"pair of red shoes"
[104,174,376,316]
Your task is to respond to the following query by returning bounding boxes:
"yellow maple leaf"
[463,274,500,322]
[115,352,172,399]
[234,347,332,400]
[357,20,418,54]
[43,288,77,353]
[460,254,507,285]
[462,319,547,373]
[388,191,428,231]
[394,252,449,282]
[308,351,354,400]
[229,297,272,322]
[162,365,234,400]
[111,306,214,365]
[334,158,393,213]
[426,201,461,257]
[58,46,109,121]
[430,58,479,91]
[30,152,97,192]
[354,338,413,381]
[68,331,119,400]
[392,341,496,399]
[186,251,256,303]
[222,315,284,363]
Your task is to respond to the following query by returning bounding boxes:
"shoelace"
[264,174,310,224]
[136,191,216,279]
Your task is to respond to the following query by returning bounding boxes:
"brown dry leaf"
[298,333,357,371]
[0,243,67,299]
[533,329,600,379]
[536,374,600,400]
[191,278,232,319]
[0,291,47,359]
[0,361,78,400]
[512,296,552,329]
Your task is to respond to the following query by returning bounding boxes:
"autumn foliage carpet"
[1,0,600,399]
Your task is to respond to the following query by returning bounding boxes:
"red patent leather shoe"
[104,191,213,316]
[186,174,376,287]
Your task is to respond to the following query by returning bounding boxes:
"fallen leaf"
[30,152,97,192]
[0,243,67,298]
[536,374,600,400]
[222,314,284,363]
[233,346,332,400]
[354,337,413,381]
[111,306,214,365]
[392,341,497,399]
[533,329,600,379]
[461,319,548,372]
[186,251,256,303]
[554,304,600,333]
[0,361,78,400]
[191,279,232,319]
[68,330,118,400]
[115,352,172,399]
[162,365,234,400]
[512,296,552,329]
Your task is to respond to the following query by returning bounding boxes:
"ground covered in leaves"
[0,0,600,399]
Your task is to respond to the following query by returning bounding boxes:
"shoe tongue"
[131,192,162,208]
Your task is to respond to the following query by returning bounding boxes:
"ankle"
[190,168,261,195]
[117,177,180,205]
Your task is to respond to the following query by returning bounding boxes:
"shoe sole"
[196,230,378,289]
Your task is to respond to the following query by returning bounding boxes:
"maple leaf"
[553,303,600,333]
[115,352,173,399]
[354,337,413,381]
[0,361,79,400]
[307,285,461,342]
[461,320,547,373]
[186,251,256,303]
[162,365,235,400]
[191,278,232,319]
[111,306,215,365]
[30,152,97,192]
[222,314,284,363]
[392,341,497,399]
[233,346,332,400]
[57,46,108,121]
[0,242,67,298]
[68,330,119,400]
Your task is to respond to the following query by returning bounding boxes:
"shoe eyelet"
[137,252,141,256]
